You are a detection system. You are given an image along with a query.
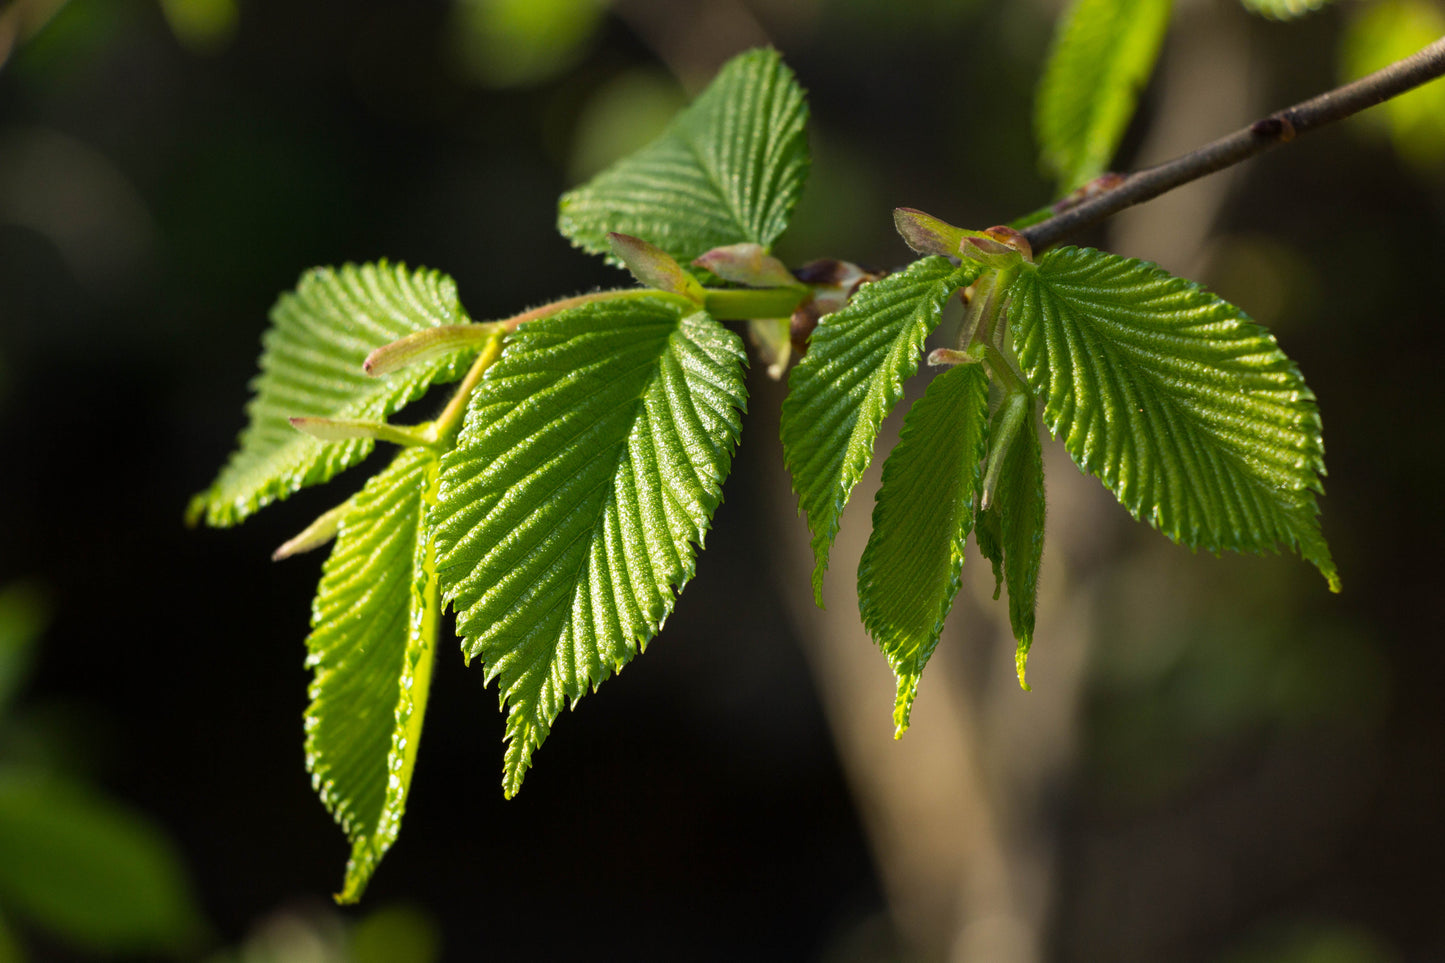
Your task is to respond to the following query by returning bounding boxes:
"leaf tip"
[1015,640,1033,691]
[893,207,967,257]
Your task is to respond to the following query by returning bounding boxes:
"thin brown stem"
[1022,35,1445,251]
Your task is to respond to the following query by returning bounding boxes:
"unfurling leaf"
[558,48,810,265]
[782,257,978,604]
[1007,246,1337,590]
[188,262,474,527]
[1035,0,1173,190]
[431,296,746,797]
[858,363,990,736]
[986,393,1046,690]
[304,447,440,902]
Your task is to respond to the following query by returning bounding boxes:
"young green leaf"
[557,48,809,265]
[974,506,1005,600]
[303,446,440,903]
[1035,0,1173,191]
[431,296,746,797]
[782,256,977,604]
[1008,246,1338,590]
[189,262,474,528]
[987,393,1046,690]
[857,362,990,737]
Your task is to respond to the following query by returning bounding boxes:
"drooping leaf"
[189,262,474,528]
[304,446,439,903]
[1035,0,1173,191]
[557,48,809,265]
[431,295,746,797]
[1007,246,1338,590]
[1241,0,1337,20]
[987,393,1046,689]
[974,507,1005,600]
[0,772,205,955]
[782,256,977,604]
[857,362,990,736]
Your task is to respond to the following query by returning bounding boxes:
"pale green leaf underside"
[782,256,977,605]
[992,397,1046,687]
[1240,0,1335,20]
[189,262,473,527]
[1009,246,1337,589]
[557,47,809,265]
[858,362,990,736]
[1035,0,1173,191]
[304,446,439,903]
[432,296,746,797]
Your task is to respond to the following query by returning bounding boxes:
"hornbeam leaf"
[431,296,746,797]
[1008,246,1338,590]
[857,362,990,737]
[988,394,1046,690]
[1035,0,1173,191]
[557,48,809,265]
[304,446,439,903]
[189,262,473,527]
[781,256,977,604]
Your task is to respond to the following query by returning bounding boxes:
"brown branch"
[1021,35,1445,252]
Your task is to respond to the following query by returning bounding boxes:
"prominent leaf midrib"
[1037,285,1322,499]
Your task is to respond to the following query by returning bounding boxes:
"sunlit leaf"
[558,48,809,265]
[857,362,990,735]
[1339,0,1445,172]
[304,447,439,903]
[189,263,474,527]
[782,256,977,603]
[1007,246,1337,590]
[987,394,1046,689]
[431,295,746,797]
[1035,0,1173,190]
[1240,0,1337,21]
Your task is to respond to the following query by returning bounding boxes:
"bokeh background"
[2,0,1444,959]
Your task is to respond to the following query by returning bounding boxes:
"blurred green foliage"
[449,0,603,88]
[1339,0,1445,173]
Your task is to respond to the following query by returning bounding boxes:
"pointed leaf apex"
[693,243,798,288]
[1015,641,1032,691]
[894,207,969,257]
[273,499,352,560]
[607,233,705,302]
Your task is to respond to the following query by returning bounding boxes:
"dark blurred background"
[1,0,1443,960]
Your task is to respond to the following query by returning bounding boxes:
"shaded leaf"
[858,362,990,735]
[988,394,1046,689]
[1035,0,1173,190]
[431,296,746,797]
[782,256,976,603]
[0,773,204,955]
[304,447,439,903]
[190,262,473,527]
[1008,246,1337,589]
[558,48,809,265]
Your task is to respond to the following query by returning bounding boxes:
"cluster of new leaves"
[192,49,809,900]
[195,22,1342,901]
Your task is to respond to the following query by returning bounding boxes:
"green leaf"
[782,256,976,604]
[857,362,990,736]
[988,393,1046,690]
[431,295,746,797]
[557,48,809,265]
[0,772,205,955]
[0,582,49,716]
[1008,246,1338,590]
[1035,0,1173,191]
[1240,0,1336,20]
[304,446,439,903]
[975,507,1005,600]
[189,262,474,528]
[1339,0,1445,171]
